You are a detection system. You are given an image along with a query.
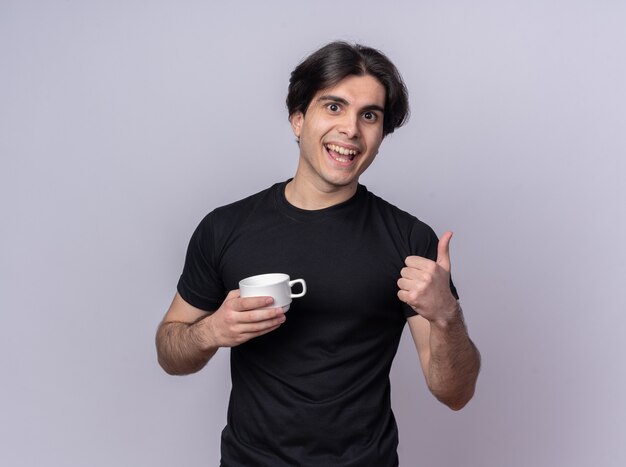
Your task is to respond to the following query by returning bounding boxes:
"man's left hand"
[397,231,460,323]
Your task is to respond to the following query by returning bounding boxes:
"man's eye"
[363,111,378,122]
[327,103,340,112]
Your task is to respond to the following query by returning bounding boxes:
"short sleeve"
[177,213,226,312]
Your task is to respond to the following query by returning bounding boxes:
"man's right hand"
[200,290,287,348]
[156,291,286,375]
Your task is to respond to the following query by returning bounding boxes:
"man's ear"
[289,112,304,139]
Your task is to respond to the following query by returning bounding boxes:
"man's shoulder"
[363,186,417,220]
[213,182,280,214]
[190,182,283,235]
[362,185,436,235]
[185,183,281,248]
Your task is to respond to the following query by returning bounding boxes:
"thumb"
[226,289,241,299]
[437,231,453,272]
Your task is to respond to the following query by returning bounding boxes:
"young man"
[156,41,480,466]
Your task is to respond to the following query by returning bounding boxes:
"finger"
[242,321,284,339]
[225,289,240,300]
[228,316,286,346]
[241,313,286,332]
[404,255,433,270]
[238,307,285,324]
[399,268,429,283]
[397,275,427,290]
[397,289,417,307]
[437,231,453,272]
[233,295,275,312]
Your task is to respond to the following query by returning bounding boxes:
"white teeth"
[326,144,357,156]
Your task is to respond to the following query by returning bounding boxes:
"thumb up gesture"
[397,231,459,322]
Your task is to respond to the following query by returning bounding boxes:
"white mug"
[239,273,307,312]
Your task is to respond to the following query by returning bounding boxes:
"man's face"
[290,74,386,193]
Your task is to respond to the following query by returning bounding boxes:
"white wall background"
[2,1,625,466]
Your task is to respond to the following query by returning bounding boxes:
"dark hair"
[286,41,409,136]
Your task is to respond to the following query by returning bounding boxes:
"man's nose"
[338,113,359,139]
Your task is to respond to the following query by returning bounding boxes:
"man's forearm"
[427,305,481,410]
[156,318,218,375]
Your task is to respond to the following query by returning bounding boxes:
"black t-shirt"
[178,181,456,466]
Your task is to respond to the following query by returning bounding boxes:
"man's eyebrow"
[317,95,384,113]
[317,95,349,106]
[362,103,385,113]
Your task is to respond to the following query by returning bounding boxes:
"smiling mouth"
[325,143,359,162]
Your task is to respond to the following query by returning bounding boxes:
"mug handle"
[289,279,307,298]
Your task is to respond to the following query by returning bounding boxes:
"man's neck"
[284,176,358,210]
